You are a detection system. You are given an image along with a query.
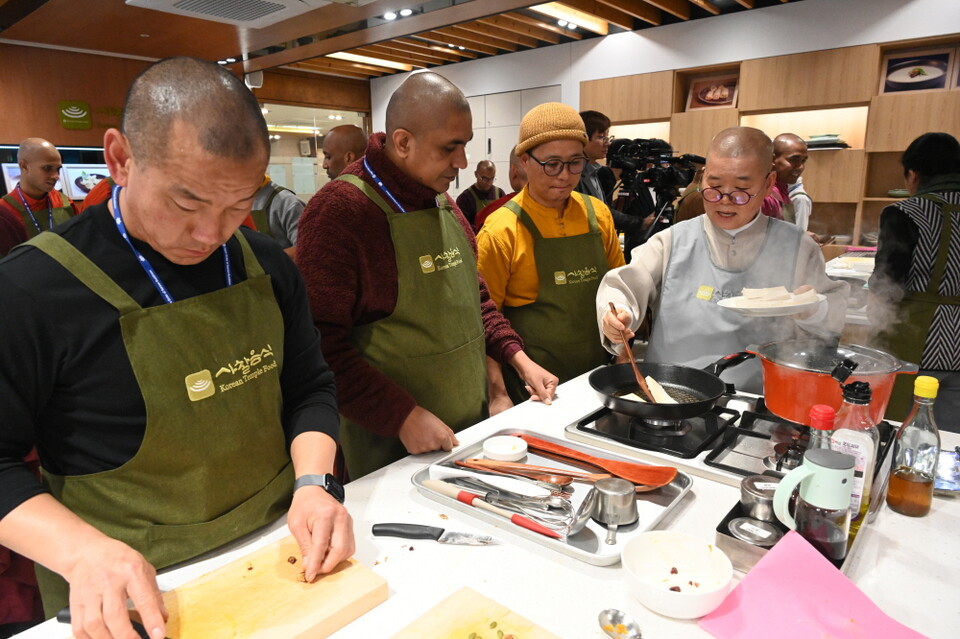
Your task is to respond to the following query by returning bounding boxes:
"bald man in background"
[456,159,505,226]
[474,146,528,232]
[321,124,367,180]
[773,133,813,231]
[0,138,76,249]
[298,72,558,479]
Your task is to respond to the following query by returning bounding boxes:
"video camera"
[606,138,703,194]
[605,138,705,247]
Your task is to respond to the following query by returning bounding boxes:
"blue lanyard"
[110,184,232,304]
[15,184,53,233]
[362,156,440,213]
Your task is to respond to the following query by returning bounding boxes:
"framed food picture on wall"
[879,47,955,93]
[686,73,739,111]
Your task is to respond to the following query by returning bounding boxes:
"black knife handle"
[372,523,444,540]
[57,606,157,639]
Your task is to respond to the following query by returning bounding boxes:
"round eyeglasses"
[527,151,589,177]
[699,186,761,206]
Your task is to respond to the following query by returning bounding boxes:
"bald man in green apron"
[0,137,76,241]
[298,72,559,480]
[0,57,353,639]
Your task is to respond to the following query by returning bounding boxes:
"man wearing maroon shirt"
[298,72,558,479]
[0,138,77,246]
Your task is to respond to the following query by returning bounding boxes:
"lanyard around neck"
[15,184,53,233]
[363,156,440,213]
[110,184,232,305]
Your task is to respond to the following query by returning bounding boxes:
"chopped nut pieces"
[670,566,678,574]
[287,556,297,564]
[297,571,307,583]
[670,586,681,592]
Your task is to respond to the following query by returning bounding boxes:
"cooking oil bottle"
[887,376,941,517]
[829,381,878,540]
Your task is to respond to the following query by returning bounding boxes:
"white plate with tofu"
[717,286,824,317]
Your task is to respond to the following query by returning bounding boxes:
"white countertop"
[16,372,959,639]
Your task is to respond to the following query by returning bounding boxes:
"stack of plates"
[805,134,849,150]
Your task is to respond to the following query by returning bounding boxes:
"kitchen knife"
[56,606,167,639]
[372,523,500,545]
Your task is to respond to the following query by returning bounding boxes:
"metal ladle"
[598,608,642,639]
[567,486,598,536]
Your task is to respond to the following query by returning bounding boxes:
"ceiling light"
[531,3,608,35]
[399,8,413,17]
[557,19,567,27]
[383,11,397,20]
[458,46,465,50]
[261,107,270,115]
[448,43,455,48]
[225,57,236,63]
[327,52,414,72]
[568,23,578,30]
[217,60,227,65]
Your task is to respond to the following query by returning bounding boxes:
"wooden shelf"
[866,91,960,151]
[580,70,674,124]
[863,197,899,202]
[673,63,740,114]
[864,151,905,198]
[796,148,865,203]
[739,45,879,112]
[669,108,740,156]
[740,106,868,150]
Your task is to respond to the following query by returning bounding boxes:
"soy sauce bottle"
[887,376,941,517]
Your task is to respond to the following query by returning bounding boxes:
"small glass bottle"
[806,404,836,451]
[830,381,879,539]
[887,376,941,517]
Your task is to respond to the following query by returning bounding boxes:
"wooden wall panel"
[802,149,865,203]
[0,43,149,146]
[865,91,960,152]
[739,45,880,112]
[253,70,370,112]
[580,71,674,123]
[668,109,739,156]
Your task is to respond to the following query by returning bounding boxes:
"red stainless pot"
[751,339,919,425]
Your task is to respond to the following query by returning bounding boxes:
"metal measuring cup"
[593,478,639,545]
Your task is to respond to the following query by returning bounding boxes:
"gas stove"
[703,403,809,478]
[568,405,741,459]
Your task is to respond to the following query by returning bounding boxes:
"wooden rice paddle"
[608,302,656,403]
[517,434,678,488]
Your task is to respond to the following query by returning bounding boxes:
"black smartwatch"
[294,473,345,504]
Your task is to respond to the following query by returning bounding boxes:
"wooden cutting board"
[392,587,561,639]
[136,536,386,638]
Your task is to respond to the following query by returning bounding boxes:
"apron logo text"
[419,248,463,274]
[557,266,599,285]
[184,346,278,399]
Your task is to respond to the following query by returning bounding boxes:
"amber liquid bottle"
[887,376,941,517]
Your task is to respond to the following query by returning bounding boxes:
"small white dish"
[718,294,825,317]
[482,435,528,462]
[622,530,733,619]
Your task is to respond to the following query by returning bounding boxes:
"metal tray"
[411,428,692,566]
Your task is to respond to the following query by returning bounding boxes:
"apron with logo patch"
[249,184,292,241]
[335,174,487,479]
[500,196,611,403]
[874,194,960,419]
[647,217,801,393]
[26,231,292,616]
[2,191,75,239]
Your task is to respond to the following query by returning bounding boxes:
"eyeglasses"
[527,151,588,177]
[594,135,612,143]
[699,186,762,206]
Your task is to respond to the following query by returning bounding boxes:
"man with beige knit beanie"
[476,102,625,402]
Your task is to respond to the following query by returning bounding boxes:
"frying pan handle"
[706,352,755,377]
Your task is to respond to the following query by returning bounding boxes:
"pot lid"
[755,340,903,375]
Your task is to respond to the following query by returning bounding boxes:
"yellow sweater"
[476,187,625,309]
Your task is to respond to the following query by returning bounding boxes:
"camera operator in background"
[576,110,616,205]
[607,137,700,261]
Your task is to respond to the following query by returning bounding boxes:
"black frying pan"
[588,352,754,420]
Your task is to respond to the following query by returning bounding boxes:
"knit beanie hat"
[516,102,589,156]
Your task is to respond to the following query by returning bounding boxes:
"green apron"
[874,193,960,419]
[27,231,292,616]
[335,175,487,479]
[249,184,292,241]
[500,196,611,403]
[468,186,498,213]
[2,190,75,239]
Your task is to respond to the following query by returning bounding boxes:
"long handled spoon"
[608,302,656,403]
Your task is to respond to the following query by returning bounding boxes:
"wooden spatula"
[608,302,656,403]
[517,434,678,488]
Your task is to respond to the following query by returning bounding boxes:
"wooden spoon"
[516,435,678,488]
[608,302,656,403]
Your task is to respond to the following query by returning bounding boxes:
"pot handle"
[897,361,920,375]
[705,351,755,377]
[773,464,814,531]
